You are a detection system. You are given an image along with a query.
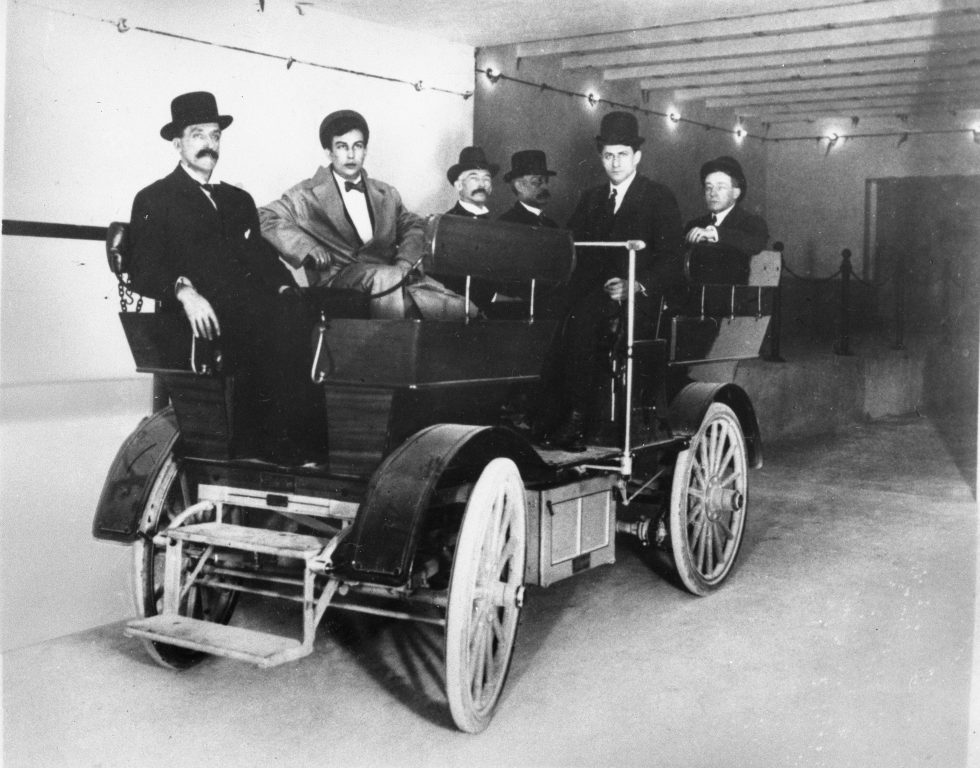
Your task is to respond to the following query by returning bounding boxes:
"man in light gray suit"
[259,110,425,318]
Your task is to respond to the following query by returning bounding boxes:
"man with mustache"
[445,146,498,218]
[260,110,430,319]
[498,150,558,228]
[128,91,321,463]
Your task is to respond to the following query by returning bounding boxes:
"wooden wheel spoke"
[447,458,526,733]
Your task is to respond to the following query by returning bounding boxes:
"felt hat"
[447,146,499,183]
[503,149,557,183]
[700,155,747,197]
[160,91,232,141]
[596,111,644,147]
[319,110,370,149]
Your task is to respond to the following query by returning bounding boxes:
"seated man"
[541,111,684,451]
[260,110,437,319]
[498,149,558,228]
[446,146,498,219]
[684,156,769,278]
[129,91,322,463]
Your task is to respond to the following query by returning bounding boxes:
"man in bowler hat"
[685,155,769,262]
[498,150,558,227]
[128,91,320,463]
[446,146,498,218]
[541,111,683,451]
[260,110,427,318]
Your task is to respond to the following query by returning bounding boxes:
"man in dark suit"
[260,110,428,318]
[445,146,498,218]
[129,91,319,462]
[541,111,683,451]
[498,150,558,228]
[684,155,769,281]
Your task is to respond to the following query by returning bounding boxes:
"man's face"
[174,122,221,178]
[600,144,641,185]
[513,174,551,208]
[327,129,367,180]
[703,171,741,213]
[455,169,493,206]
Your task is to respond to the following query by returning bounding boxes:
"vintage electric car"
[94,214,780,733]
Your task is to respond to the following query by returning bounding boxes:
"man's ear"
[634,149,643,165]
[732,186,742,202]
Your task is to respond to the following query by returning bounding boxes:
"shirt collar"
[179,162,220,187]
[332,169,363,189]
[459,200,490,216]
[610,170,637,197]
[713,204,736,225]
[519,201,544,216]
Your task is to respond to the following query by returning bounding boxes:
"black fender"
[332,423,545,586]
[668,382,763,468]
[92,406,179,542]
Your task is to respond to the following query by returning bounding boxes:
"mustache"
[472,188,488,195]
[535,189,551,200]
[196,149,219,160]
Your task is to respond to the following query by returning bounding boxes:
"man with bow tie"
[259,110,426,318]
[128,91,321,463]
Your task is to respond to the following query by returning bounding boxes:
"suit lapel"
[170,165,220,222]
[313,167,362,247]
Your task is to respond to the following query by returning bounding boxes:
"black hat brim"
[161,114,233,141]
[447,163,500,184]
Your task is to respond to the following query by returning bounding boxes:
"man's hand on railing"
[604,277,645,302]
[177,283,221,340]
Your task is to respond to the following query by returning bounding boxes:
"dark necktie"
[607,187,617,216]
[710,213,718,226]
[345,179,366,193]
[200,183,215,193]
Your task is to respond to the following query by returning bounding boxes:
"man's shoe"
[540,409,587,452]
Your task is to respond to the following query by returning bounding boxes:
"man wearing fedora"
[259,110,427,319]
[128,91,320,463]
[685,155,769,266]
[541,111,683,451]
[446,146,498,218]
[498,150,558,227]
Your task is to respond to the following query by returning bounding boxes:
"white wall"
[1,0,474,650]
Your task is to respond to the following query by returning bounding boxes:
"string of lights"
[480,66,980,150]
[14,0,473,99]
[479,66,757,142]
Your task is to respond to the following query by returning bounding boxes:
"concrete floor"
[3,414,976,768]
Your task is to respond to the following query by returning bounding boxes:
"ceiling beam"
[515,0,862,57]
[758,106,980,123]
[703,78,980,109]
[672,64,980,102]
[561,16,980,70]
[641,48,980,91]
[516,0,977,58]
[614,37,978,81]
[733,92,980,117]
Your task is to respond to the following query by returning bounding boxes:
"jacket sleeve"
[240,193,296,290]
[391,188,425,265]
[638,186,685,293]
[258,189,327,270]
[128,187,178,302]
[717,211,769,256]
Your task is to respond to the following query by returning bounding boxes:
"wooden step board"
[166,522,326,558]
[126,615,309,668]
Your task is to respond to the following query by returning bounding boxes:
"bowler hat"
[503,149,557,183]
[160,91,233,141]
[596,111,644,148]
[319,110,370,149]
[700,155,747,197]
[447,146,499,184]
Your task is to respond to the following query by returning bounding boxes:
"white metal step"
[163,522,326,559]
[126,615,309,668]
